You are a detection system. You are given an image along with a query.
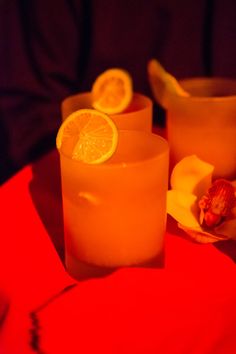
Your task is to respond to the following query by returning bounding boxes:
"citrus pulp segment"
[91,68,133,114]
[56,109,118,164]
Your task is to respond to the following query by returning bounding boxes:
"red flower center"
[198,179,236,228]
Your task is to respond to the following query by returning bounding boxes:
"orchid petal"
[167,190,200,228]
[178,223,229,243]
[170,155,214,199]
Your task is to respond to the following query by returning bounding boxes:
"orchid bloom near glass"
[167,155,236,243]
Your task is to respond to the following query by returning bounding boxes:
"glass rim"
[171,76,236,103]
[61,91,153,116]
[57,130,169,169]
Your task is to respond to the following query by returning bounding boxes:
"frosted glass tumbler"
[166,78,236,179]
[58,130,169,279]
[61,92,153,132]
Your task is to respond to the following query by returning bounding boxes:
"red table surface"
[1,138,236,353]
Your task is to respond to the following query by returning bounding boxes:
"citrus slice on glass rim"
[56,109,118,164]
[91,68,133,114]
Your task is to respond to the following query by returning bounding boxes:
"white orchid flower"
[167,155,236,243]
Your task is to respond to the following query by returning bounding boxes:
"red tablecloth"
[1,146,236,354]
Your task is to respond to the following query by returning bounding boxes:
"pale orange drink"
[56,109,169,279]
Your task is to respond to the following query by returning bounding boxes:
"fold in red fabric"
[38,266,236,354]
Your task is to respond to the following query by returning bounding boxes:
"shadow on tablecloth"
[29,149,65,262]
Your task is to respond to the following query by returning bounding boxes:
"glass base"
[65,251,165,281]
[65,252,116,280]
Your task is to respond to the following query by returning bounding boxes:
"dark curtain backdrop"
[1,0,236,183]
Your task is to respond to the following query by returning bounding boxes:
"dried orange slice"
[56,109,118,164]
[91,68,133,114]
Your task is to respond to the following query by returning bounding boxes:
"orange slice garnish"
[147,59,189,109]
[91,68,133,114]
[56,109,118,164]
